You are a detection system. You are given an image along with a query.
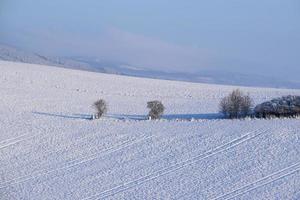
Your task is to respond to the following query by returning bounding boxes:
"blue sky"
[0,0,299,79]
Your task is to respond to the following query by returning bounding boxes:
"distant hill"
[0,44,98,72]
[1,43,299,89]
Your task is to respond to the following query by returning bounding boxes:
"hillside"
[0,61,299,200]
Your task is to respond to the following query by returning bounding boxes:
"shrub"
[147,101,165,120]
[93,99,108,119]
[219,89,253,118]
[254,95,300,118]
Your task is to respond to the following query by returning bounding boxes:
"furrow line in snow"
[0,126,113,151]
[0,129,49,150]
[211,161,300,200]
[0,125,95,151]
[0,134,29,145]
[0,136,36,150]
[82,129,269,200]
[0,132,72,151]
[0,134,154,189]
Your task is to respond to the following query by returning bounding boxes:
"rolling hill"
[0,61,299,199]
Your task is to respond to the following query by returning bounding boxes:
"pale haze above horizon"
[0,0,299,80]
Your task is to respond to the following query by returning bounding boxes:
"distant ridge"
[1,43,299,89]
[0,44,98,72]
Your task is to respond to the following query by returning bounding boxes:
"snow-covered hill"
[0,61,299,200]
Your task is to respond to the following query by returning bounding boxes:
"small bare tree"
[93,99,108,119]
[219,89,253,118]
[220,96,231,117]
[240,94,253,117]
[147,101,165,120]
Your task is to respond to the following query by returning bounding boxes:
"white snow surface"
[0,61,299,200]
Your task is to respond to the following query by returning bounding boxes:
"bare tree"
[241,94,253,116]
[219,89,253,118]
[93,99,108,119]
[147,101,165,120]
[220,96,231,117]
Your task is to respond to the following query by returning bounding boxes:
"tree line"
[93,89,300,120]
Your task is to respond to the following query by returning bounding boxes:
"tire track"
[0,123,119,151]
[0,124,98,151]
[0,134,154,189]
[211,162,300,200]
[0,138,30,150]
[82,129,269,200]
[0,134,35,150]
[0,134,29,145]
[0,126,49,150]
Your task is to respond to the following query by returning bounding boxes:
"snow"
[0,61,299,200]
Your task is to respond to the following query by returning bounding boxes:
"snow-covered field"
[0,61,299,200]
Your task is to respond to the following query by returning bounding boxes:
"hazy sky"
[0,0,299,79]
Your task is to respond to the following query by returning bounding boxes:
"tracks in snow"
[0,134,154,189]
[0,134,32,150]
[82,129,269,200]
[211,161,300,200]
[0,125,50,150]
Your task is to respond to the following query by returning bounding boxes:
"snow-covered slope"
[0,61,299,200]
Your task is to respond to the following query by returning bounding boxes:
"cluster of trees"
[219,89,253,119]
[254,95,300,118]
[92,89,300,120]
[93,99,165,120]
[219,89,300,119]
